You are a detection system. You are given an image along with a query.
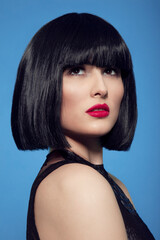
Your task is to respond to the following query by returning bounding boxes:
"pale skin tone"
[35,65,135,239]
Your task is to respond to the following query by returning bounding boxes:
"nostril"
[93,90,108,98]
[101,91,108,99]
[94,92,101,96]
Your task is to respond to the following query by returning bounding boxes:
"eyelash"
[103,68,119,76]
[65,66,120,76]
[67,67,85,75]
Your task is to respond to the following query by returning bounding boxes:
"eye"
[103,68,120,76]
[67,66,85,76]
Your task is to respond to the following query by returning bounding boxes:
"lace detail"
[107,174,137,215]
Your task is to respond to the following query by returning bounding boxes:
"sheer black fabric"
[27,149,155,239]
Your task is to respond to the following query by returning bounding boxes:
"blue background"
[1,0,160,239]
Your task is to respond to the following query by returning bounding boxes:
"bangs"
[55,13,132,76]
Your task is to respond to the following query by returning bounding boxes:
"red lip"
[86,103,110,118]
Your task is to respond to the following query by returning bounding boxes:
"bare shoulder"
[36,163,111,197]
[36,163,113,197]
[108,172,135,208]
[35,163,127,240]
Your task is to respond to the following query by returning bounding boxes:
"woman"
[11,13,155,240]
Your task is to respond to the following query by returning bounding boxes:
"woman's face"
[61,64,124,141]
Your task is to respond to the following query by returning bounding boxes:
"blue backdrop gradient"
[1,0,160,239]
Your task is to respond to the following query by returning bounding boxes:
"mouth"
[86,103,110,118]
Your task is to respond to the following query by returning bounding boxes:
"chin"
[87,123,114,135]
[78,128,113,138]
[62,121,115,140]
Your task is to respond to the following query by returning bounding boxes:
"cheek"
[61,85,81,111]
[61,84,83,127]
[109,81,124,121]
[117,83,124,105]
[111,81,124,106]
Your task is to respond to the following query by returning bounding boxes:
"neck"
[65,135,103,165]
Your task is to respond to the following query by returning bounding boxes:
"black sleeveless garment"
[27,149,155,239]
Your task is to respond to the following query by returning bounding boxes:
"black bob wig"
[11,13,137,151]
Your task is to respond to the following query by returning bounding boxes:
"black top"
[27,149,155,240]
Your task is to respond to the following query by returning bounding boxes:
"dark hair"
[11,12,137,151]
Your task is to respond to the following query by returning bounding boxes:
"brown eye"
[104,68,117,76]
[68,67,85,75]
[103,68,121,76]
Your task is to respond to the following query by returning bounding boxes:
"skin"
[34,65,131,239]
[61,64,124,165]
[35,164,128,240]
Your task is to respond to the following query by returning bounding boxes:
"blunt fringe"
[11,12,137,151]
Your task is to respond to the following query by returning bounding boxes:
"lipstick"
[86,103,110,118]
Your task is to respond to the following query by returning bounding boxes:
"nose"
[90,72,108,99]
